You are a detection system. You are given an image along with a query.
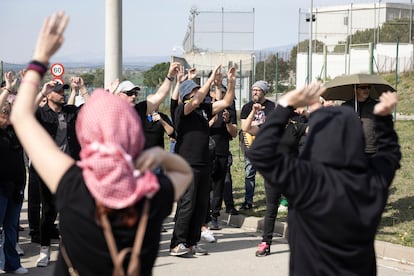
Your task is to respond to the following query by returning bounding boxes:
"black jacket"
[35,104,81,160]
[247,105,401,276]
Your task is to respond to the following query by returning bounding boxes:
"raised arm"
[212,66,235,115]
[372,92,401,183]
[0,71,17,106]
[147,62,180,114]
[183,64,221,115]
[10,12,73,194]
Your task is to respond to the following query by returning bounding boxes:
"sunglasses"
[122,90,138,97]
[357,85,371,90]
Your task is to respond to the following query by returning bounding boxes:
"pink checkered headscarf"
[76,89,159,209]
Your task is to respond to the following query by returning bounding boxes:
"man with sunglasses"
[115,62,180,150]
[342,84,377,155]
[29,80,81,268]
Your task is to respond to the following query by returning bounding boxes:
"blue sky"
[0,0,411,63]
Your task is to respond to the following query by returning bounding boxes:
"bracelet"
[40,91,47,98]
[225,120,231,124]
[166,75,174,81]
[27,60,48,77]
[21,79,40,89]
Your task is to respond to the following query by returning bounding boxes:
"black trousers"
[223,153,236,209]
[28,170,41,236]
[171,165,210,248]
[28,168,57,246]
[262,180,282,245]
[210,155,228,217]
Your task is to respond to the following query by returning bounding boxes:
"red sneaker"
[255,242,270,257]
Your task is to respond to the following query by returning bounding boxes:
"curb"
[218,212,414,266]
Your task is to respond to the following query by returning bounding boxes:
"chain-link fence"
[183,8,254,54]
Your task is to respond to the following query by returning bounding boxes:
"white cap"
[115,81,140,94]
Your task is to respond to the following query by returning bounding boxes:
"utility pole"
[307,0,314,84]
[104,0,122,89]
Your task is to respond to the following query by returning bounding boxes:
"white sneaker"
[278,205,288,213]
[35,246,50,267]
[201,229,216,243]
[11,267,28,274]
[15,243,24,256]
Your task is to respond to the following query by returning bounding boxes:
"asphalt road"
[11,200,414,276]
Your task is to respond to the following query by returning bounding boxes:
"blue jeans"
[244,157,256,205]
[0,195,22,271]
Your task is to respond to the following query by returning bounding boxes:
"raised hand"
[373,92,398,116]
[177,65,188,83]
[168,62,181,78]
[33,11,69,64]
[227,66,236,85]
[3,71,17,93]
[188,68,197,80]
[279,82,325,108]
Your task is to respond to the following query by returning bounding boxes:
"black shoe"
[239,202,253,211]
[225,207,239,215]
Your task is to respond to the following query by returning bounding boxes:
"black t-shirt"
[240,99,275,124]
[209,101,237,156]
[54,165,174,276]
[0,126,25,202]
[278,117,307,157]
[35,104,81,160]
[135,101,174,149]
[174,102,212,166]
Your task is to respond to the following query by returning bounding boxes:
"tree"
[333,18,414,52]
[80,73,95,87]
[143,62,170,87]
[255,54,290,93]
[289,39,325,72]
[93,68,105,88]
[380,18,413,43]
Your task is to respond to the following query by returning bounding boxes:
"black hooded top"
[246,105,401,276]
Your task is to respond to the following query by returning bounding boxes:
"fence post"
[275,53,279,99]
[369,42,374,74]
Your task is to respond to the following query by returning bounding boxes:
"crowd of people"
[0,11,401,276]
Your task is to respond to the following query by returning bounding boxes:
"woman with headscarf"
[11,12,192,276]
[246,83,400,275]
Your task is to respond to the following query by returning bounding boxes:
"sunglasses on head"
[122,90,138,97]
[357,85,371,90]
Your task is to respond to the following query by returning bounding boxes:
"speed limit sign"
[50,63,65,77]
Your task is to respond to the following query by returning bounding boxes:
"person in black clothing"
[11,13,193,275]
[169,65,236,256]
[0,82,28,274]
[255,114,306,257]
[27,79,83,267]
[247,82,400,276]
[239,80,275,210]
[342,84,377,155]
[114,62,180,150]
[208,82,238,229]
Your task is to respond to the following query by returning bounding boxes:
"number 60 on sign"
[50,63,65,78]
